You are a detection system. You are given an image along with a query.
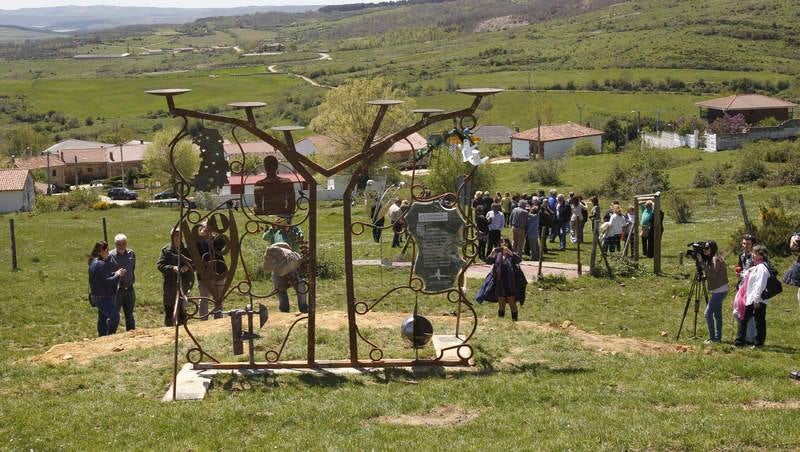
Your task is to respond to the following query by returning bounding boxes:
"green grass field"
[2,143,800,448]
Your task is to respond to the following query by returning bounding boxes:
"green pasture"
[0,73,318,119]
[0,26,59,42]
[416,90,704,130]
[3,141,800,448]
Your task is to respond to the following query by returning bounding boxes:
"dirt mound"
[516,320,687,356]
[29,311,459,365]
[742,400,800,410]
[31,312,687,365]
[372,405,480,427]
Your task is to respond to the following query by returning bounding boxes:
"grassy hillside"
[0,25,59,42]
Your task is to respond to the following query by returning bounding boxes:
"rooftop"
[226,173,307,185]
[695,94,798,111]
[223,141,278,156]
[0,169,31,192]
[386,132,428,153]
[42,139,114,154]
[473,125,517,144]
[512,123,604,142]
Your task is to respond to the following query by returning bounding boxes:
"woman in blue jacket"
[88,241,126,336]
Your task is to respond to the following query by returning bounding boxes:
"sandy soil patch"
[372,405,480,427]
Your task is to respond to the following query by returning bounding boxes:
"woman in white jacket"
[604,206,626,253]
[734,245,772,348]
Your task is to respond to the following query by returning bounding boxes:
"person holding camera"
[88,241,126,337]
[733,245,773,348]
[700,240,728,343]
[784,234,800,379]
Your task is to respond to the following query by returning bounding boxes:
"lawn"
[2,143,800,448]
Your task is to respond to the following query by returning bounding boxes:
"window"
[52,169,56,176]
[87,168,93,173]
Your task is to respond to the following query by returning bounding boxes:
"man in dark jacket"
[157,228,195,327]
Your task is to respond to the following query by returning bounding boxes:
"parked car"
[154,188,176,200]
[107,187,138,200]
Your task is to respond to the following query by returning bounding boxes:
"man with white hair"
[109,233,136,331]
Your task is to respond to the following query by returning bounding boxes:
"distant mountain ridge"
[0,5,322,33]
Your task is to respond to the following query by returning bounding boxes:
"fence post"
[590,218,599,275]
[10,219,17,271]
[653,193,662,274]
[102,217,108,243]
[576,216,582,276]
[737,194,753,234]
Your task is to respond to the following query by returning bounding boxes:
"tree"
[309,77,414,163]
[144,128,200,184]
[229,154,265,175]
[426,149,495,197]
[3,126,46,156]
[603,119,626,149]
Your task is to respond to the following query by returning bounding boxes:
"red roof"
[387,132,427,154]
[513,123,604,142]
[226,173,306,186]
[0,169,31,192]
[696,94,798,111]
[14,155,66,170]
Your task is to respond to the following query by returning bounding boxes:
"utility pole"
[74,155,79,187]
[44,151,51,195]
[528,70,532,91]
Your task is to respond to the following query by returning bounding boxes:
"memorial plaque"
[405,200,466,292]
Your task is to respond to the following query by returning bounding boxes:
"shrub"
[129,199,149,209]
[755,117,780,127]
[193,191,217,210]
[674,116,706,135]
[568,140,598,156]
[526,158,565,186]
[728,206,800,257]
[598,147,672,198]
[730,156,768,183]
[692,168,713,188]
[61,188,99,210]
[707,113,747,135]
[692,164,728,188]
[427,149,495,196]
[602,141,618,154]
[90,200,110,210]
[34,194,59,213]
[666,192,693,224]
[315,253,343,280]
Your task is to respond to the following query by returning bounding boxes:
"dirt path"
[31,310,686,365]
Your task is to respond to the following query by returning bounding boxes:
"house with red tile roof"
[696,94,797,124]
[0,169,35,213]
[511,123,603,160]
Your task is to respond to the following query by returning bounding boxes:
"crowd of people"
[470,189,661,262]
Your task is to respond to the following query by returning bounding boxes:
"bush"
[666,192,693,224]
[568,140,598,156]
[61,188,99,210]
[34,194,60,213]
[598,147,671,198]
[728,206,800,257]
[427,149,495,196]
[526,158,565,186]
[708,113,747,135]
[315,253,343,280]
[602,141,618,154]
[674,116,706,135]
[90,200,111,210]
[730,157,768,183]
[692,163,729,188]
[129,199,149,209]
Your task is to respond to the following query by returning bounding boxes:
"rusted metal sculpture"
[146,86,501,400]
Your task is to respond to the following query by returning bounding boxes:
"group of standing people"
[87,234,136,336]
[698,232,800,350]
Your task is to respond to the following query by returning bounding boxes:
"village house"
[13,139,148,188]
[696,94,797,124]
[0,169,35,213]
[511,123,604,160]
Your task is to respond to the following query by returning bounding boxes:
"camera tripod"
[676,258,709,340]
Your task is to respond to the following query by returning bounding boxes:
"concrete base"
[163,361,474,402]
[432,335,473,364]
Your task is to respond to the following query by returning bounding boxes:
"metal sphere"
[400,315,433,348]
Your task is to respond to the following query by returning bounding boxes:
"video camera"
[685,241,707,259]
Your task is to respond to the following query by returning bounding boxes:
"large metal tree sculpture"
[146,86,501,400]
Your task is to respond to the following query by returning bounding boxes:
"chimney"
[109,151,115,162]
[140,140,144,144]
[10,155,15,165]
[60,151,64,161]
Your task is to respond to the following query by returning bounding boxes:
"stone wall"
[706,119,800,151]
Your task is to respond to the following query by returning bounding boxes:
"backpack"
[761,263,783,300]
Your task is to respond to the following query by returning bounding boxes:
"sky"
[0,0,373,8]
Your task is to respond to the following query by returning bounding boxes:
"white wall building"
[511,123,604,161]
[0,169,35,213]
